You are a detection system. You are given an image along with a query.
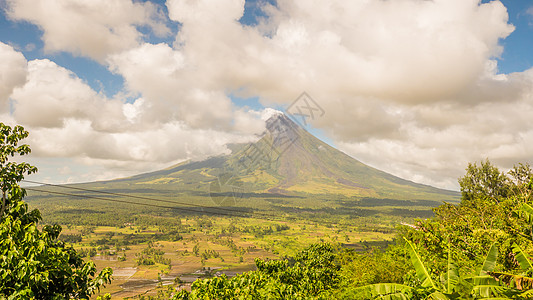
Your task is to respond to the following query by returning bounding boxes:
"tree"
[174,243,341,299]
[0,124,36,220]
[458,159,511,204]
[382,160,533,299]
[0,123,112,299]
[397,161,533,273]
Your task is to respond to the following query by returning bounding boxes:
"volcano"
[108,112,458,203]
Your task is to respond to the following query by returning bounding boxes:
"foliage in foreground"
[0,123,112,299]
[355,160,533,299]
[152,160,533,299]
[173,243,340,299]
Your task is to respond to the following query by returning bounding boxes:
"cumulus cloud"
[11,59,126,130]
[0,42,27,112]
[336,94,533,190]
[7,54,264,183]
[106,42,255,131]
[4,0,170,61]
[166,0,512,106]
[26,118,252,163]
[167,0,245,24]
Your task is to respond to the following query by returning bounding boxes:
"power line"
[22,179,303,223]
[25,187,252,219]
[26,186,351,229]
[22,179,271,217]
[22,180,351,227]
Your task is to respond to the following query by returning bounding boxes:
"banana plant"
[484,203,533,291]
[356,283,412,300]
[357,198,533,299]
[513,243,533,272]
[472,203,533,297]
[357,241,511,299]
[439,243,459,295]
[355,239,452,299]
[464,243,510,298]
[486,244,533,293]
[519,203,533,240]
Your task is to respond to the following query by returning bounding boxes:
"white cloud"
[11,59,126,131]
[25,118,253,163]
[106,42,263,131]
[177,0,512,106]
[6,52,264,183]
[163,0,528,189]
[4,0,170,61]
[166,0,245,24]
[0,42,27,112]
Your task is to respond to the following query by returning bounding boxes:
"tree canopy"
[0,123,112,299]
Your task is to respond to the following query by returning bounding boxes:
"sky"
[1,0,533,191]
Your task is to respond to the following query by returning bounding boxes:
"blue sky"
[1,0,533,189]
[493,0,533,74]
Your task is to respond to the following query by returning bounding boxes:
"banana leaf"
[404,238,435,288]
[520,203,533,224]
[426,291,449,300]
[487,271,533,290]
[354,283,412,300]
[471,284,507,298]
[480,243,498,276]
[446,245,459,293]
[512,243,533,272]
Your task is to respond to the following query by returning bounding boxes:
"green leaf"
[355,283,412,300]
[472,284,507,298]
[480,243,498,276]
[467,275,499,286]
[488,271,533,290]
[404,238,435,288]
[512,243,533,272]
[520,203,533,224]
[375,294,410,300]
[446,245,458,293]
[371,283,412,295]
[427,291,449,300]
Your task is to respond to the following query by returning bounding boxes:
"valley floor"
[58,217,395,299]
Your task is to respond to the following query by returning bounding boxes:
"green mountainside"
[112,113,457,201]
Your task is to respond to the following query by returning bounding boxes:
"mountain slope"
[112,113,458,202]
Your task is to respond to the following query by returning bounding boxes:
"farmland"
[55,215,396,298]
